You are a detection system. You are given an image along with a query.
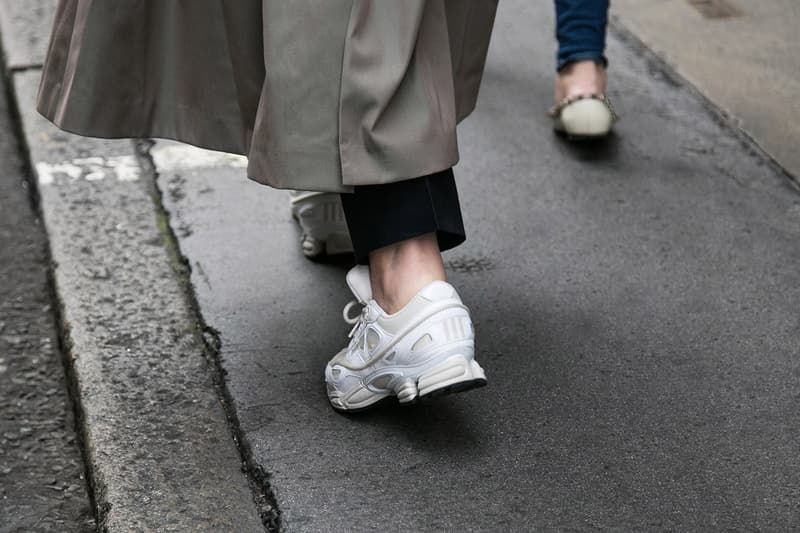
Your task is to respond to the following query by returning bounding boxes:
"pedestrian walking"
[550,0,617,138]
[38,0,497,412]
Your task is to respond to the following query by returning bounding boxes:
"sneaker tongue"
[345,265,373,304]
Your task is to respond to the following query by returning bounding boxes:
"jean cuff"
[556,52,608,72]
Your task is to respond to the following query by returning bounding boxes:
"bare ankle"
[368,233,446,313]
[555,60,607,102]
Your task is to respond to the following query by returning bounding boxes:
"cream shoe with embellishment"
[325,265,487,412]
[550,94,617,138]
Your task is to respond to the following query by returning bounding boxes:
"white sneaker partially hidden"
[290,191,353,258]
[325,265,487,412]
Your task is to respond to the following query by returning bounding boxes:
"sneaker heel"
[394,378,419,404]
[416,355,487,399]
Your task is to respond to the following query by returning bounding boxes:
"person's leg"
[555,0,609,73]
[554,0,609,101]
[326,169,485,412]
[555,60,607,102]
[367,233,445,314]
[552,0,615,137]
[340,168,465,312]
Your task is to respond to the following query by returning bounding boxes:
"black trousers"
[340,168,466,264]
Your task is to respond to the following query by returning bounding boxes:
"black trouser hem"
[340,168,466,265]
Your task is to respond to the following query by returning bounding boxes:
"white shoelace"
[342,300,368,350]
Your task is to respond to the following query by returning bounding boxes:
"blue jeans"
[555,0,609,71]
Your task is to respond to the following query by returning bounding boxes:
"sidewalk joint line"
[134,138,283,532]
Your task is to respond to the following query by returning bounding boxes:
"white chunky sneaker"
[289,191,354,258]
[325,265,487,412]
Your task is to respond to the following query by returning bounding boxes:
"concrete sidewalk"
[2,0,799,531]
[611,0,800,180]
[156,0,800,530]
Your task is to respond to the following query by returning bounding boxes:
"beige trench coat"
[37,0,497,192]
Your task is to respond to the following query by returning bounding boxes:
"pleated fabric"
[37,0,498,192]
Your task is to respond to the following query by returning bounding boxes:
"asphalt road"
[0,66,94,532]
[156,0,800,531]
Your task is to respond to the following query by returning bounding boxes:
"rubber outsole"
[417,377,487,401]
[329,376,488,415]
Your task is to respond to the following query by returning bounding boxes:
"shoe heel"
[393,378,419,404]
[415,355,487,400]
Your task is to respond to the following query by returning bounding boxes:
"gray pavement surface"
[157,0,800,530]
[611,0,800,180]
[0,0,55,70]
[3,0,799,531]
[10,69,267,530]
[0,62,94,533]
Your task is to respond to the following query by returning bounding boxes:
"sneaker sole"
[329,354,487,413]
